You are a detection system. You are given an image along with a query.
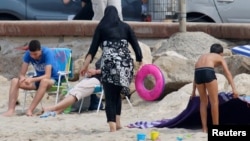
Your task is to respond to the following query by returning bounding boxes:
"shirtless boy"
[191,43,238,132]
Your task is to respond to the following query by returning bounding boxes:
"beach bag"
[88,94,103,111]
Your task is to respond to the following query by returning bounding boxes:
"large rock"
[228,73,250,95]
[153,52,195,94]
[2,31,250,103]
[222,55,250,77]
[153,31,229,61]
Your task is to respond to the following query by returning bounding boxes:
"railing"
[147,0,178,22]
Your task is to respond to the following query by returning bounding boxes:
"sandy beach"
[0,76,208,141]
[0,32,225,141]
[2,16,250,140]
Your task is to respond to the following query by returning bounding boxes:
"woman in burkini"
[192,43,238,132]
[80,6,143,132]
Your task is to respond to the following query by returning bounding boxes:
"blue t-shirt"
[23,47,59,80]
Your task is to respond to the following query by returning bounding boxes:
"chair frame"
[55,71,71,104]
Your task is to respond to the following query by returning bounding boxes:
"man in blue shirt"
[1,40,59,117]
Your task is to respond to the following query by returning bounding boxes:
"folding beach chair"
[50,48,73,104]
[22,48,73,112]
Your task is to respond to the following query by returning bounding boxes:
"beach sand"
[0,77,207,141]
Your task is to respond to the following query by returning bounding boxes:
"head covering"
[98,5,121,29]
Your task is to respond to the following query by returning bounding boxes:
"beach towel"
[232,45,250,57]
[128,92,250,129]
[52,48,73,78]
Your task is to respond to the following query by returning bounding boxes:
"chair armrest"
[58,71,71,75]
[94,85,103,93]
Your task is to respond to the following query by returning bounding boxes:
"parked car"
[0,0,142,21]
[182,0,249,23]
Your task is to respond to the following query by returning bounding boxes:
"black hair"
[210,43,223,54]
[28,40,41,52]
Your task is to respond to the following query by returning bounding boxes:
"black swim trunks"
[194,67,217,84]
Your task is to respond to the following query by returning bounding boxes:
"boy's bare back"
[195,52,238,97]
[195,53,225,69]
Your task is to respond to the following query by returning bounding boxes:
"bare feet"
[42,107,60,115]
[108,123,123,132]
[26,110,33,117]
[108,122,117,132]
[115,115,122,131]
[116,126,122,130]
[1,110,15,117]
[42,107,51,113]
[202,127,208,133]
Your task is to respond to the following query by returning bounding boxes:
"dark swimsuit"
[194,67,217,84]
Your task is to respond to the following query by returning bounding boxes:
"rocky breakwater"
[1,32,250,103]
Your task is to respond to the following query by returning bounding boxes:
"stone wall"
[1,21,250,39]
[1,21,250,79]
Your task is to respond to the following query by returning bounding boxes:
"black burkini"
[194,67,217,84]
[86,6,143,123]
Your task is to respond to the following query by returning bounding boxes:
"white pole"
[179,0,186,32]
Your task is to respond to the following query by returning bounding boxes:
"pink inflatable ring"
[135,64,165,101]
